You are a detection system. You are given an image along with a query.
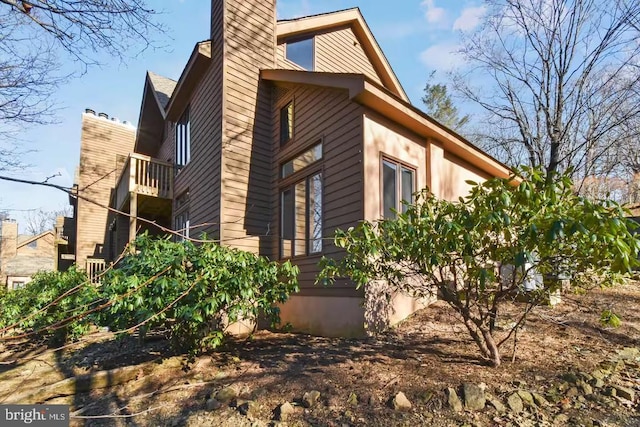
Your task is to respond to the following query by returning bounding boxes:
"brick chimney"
[0,220,18,262]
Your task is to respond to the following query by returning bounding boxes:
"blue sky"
[1,0,487,231]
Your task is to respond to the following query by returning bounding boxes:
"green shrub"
[320,167,640,366]
[99,233,299,354]
[0,268,98,344]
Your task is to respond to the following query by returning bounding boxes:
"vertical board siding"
[270,84,364,293]
[221,0,276,256]
[76,114,135,268]
[276,26,383,87]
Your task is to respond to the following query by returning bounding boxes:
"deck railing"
[86,258,106,284]
[115,153,173,209]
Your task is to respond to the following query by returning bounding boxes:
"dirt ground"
[1,282,639,426]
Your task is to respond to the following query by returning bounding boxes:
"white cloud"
[421,0,446,24]
[419,43,464,72]
[453,6,487,31]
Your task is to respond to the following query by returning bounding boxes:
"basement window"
[286,36,314,70]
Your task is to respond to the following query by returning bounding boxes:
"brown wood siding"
[220,0,275,255]
[276,26,383,87]
[76,114,135,268]
[168,5,225,240]
[270,84,364,296]
[157,126,174,163]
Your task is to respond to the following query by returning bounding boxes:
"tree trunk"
[481,327,501,367]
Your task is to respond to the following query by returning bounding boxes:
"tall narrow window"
[285,36,314,70]
[280,172,323,258]
[176,106,190,167]
[280,101,294,145]
[382,159,415,219]
[174,191,190,241]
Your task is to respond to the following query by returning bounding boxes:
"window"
[11,281,25,290]
[281,142,322,178]
[175,106,190,167]
[281,172,323,258]
[285,36,314,70]
[382,159,415,219]
[174,191,190,240]
[280,101,294,145]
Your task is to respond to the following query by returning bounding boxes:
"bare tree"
[0,0,165,168]
[456,0,640,183]
[24,207,72,235]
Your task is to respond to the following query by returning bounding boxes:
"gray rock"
[215,386,238,403]
[507,393,523,413]
[531,392,548,407]
[591,369,606,381]
[206,398,223,411]
[302,390,321,408]
[603,387,617,397]
[554,414,570,425]
[613,385,635,401]
[591,378,605,389]
[277,402,295,421]
[486,395,506,413]
[446,387,463,412]
[238,401,258,417]
[463,383,486,411]
[517,390,535,407]
[392,391,412,411]
[578,381,593,395]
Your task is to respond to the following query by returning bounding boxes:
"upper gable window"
[286,36,314,70]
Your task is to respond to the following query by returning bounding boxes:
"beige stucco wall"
[362,113,428,222]
[278,295,366,338]
[429,142,490,202]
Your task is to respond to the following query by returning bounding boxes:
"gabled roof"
[134,41,211,156]
[261,69,512,179]
[147,71,177,111]
[17,230,54,250]
[277,8,409,103]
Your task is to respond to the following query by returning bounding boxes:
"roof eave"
[261,69,511,179]
[165,41,212,121]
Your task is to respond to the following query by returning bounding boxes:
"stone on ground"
[463,383,486,411]
[391,391,412,411]
[446,387,463,412]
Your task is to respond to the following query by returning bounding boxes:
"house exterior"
[64,1,511,336]
[0,220,56,290]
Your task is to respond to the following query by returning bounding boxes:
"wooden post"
[129,192,137,247]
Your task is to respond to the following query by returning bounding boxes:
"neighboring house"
[0,220,56,290]
[63,1,512,336]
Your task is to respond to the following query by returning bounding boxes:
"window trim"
[284,35,315,70]
[380,155,417,219]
